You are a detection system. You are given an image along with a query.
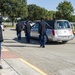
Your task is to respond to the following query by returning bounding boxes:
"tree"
[28,4,48,21]
[0,0,28,26]
[71,15,75,22]
[56,0,74,21]
[47,11,56,20]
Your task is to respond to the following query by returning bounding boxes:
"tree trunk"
[12,20,14,27]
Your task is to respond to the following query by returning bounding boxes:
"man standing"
[24,21,31,43]
[16,21,22,40]
[0,13,3,69]
[38,17,47,48]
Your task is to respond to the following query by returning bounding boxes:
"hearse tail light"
[52,30,55,36]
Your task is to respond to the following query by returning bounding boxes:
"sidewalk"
[0,47,44,75]
[0,47,20,75]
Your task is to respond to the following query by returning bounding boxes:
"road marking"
[19,58,48,75]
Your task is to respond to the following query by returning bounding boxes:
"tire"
[62,41,68,44]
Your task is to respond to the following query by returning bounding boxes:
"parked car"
[31,19,75,44]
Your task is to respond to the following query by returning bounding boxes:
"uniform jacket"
[24,22,31,34]
[38,21,47,35]
[16,23,22,32]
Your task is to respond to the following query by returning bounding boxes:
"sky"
[27,0,75,11]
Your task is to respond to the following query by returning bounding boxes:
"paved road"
[2,27,75,75]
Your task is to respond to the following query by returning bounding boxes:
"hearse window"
[57,21,70,29]
[45,20,55,29]
[33,23,39,28]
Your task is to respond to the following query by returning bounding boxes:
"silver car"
[31,20,74,44]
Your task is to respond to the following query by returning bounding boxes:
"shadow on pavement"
[3,45,39,48]
[13,37,40,45]
[4,36,73,49]
[13,37,65,45]
[10,28,16,31]
[47,41,64,45]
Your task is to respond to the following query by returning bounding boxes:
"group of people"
[0,15,47,69]
[16,17,48,48]
[16,20,32,43]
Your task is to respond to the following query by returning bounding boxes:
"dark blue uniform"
[16,22,22,40]
[38,20,47,48]
[24,21,31,43]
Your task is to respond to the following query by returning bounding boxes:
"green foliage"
[47,11,56,20]
[0,0,74,22]
[0,0,28,26]
[56,1,74,21]
[28,4,48,20]
[71,15,75,22]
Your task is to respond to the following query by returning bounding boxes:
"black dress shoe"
[42,46,45,48]
[0,65,3,69]
[18,38,21,40]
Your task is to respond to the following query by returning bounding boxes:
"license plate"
[63,36,69,39]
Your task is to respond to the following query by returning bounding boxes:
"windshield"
[56,21,70,29]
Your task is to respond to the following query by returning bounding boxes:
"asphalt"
[0,27,75,75]
[0,28,47,75]
[1,46,43,75]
